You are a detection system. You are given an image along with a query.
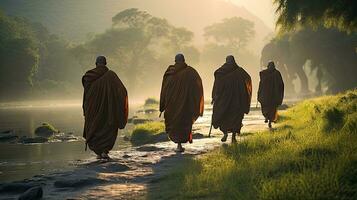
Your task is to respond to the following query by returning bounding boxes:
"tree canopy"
[274,0,357,32]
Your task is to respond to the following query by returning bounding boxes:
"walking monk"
[258,61,284,129]
[82,56,128,159]
[212,55,252,143]
[160,54,204,152]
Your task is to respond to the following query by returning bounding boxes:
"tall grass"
[148,89,357,199]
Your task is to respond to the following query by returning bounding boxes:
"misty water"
[0,102,139,182]
[0,101,266,183]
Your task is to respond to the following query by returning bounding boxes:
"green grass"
[147,89,357,199]
[130,122,166,146]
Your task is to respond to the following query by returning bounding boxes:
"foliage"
[261,26,357,94]
[144,98,159,106]
[74,8,199,96]
[274,0,357,32]
[204,17,255,49]
[0,11,82,100]
[0,11,40,99]
[130,122,166,146]
[148,89,357,199]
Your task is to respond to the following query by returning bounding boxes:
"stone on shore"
[34,123,59,138]
[18,186,43,200]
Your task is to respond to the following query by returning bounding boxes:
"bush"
[130,122,166,146]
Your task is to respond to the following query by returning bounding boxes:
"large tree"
[274,0,357,32]
[74,8,199,96]
[261,26,357,94]
[204,17,255,49]
[0,11,39,99]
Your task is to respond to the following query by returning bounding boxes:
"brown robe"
[212,63,252,133]
[258,66,284,122]
[160,63,204,143]
[82,66,128,155]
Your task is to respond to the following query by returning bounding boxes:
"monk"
[82,56,128,159]
[160,54,204,152]
[258,61,284,129]
[212,55,252,143]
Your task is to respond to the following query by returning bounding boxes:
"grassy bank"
[148,89,357,199]
[130,122,166,146]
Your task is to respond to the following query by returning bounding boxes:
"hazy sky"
[228,0,276,29]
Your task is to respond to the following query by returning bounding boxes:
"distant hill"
[0,0,272,53]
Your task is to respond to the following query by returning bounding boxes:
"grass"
[130,122,167,146]
[147,89,357,199]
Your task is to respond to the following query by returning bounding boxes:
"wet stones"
[54,177,106,188]
[0,182,40,193]
[18,186,43,200]
[0,130,18,142]
[34,123,59,138]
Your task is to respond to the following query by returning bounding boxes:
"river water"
[0,101,266,183]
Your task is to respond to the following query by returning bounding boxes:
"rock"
[92,163,130,173]
[0,131,18,142]
[34,123,58,138]
[54,177,106,188]
[18,186,43,200]
[52,133,79,142]
[153,132,169,142]
[123,135,130,141]
[132,118,153,125]
[136,146,164,152]
[192,133,205,139]
[19,137,48,144]
[123,154,131,158]
[0,182,40,193]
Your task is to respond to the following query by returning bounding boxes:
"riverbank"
[0,105,268,199]
[147,89,357,199]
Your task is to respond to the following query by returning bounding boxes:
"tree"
[261,26,357,94]
[74,9,199,97]
[204,17,255,49]
[0,11,40,100]
[274,0,357,32]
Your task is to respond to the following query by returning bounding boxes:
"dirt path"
[0,110,267,200]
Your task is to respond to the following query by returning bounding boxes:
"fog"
[0,0,355,104]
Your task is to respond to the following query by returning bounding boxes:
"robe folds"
[258,67,284,122]
[82,66,128,155]
[160,63,204,143]
[212,63,252,132]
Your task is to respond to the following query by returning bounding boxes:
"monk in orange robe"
[82,56,128,159]
[212,55,252,142]
[258,61,284,129]
[160,54,204,152]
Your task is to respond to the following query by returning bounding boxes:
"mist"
[0,0,355,103]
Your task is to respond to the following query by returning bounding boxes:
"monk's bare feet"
[175,143,185,153]
[221,133,228,142]
[264,119,268,123]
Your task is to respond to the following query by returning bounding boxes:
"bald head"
[175,53,185,63]
[96,56,107,67]
[267,61,275,69]
[226,55,236,65]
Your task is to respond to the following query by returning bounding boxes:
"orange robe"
[258,67,284,122]
[212,63,252,132]
[160,63,204,143]
[82,66,128,154]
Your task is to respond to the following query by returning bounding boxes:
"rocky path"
[0,109,267,200]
